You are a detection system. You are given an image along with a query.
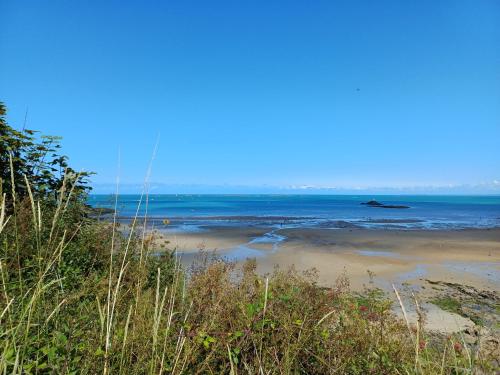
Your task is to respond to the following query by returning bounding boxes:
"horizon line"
[89,181,500,195]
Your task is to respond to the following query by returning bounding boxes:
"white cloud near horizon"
[90,180,500,195]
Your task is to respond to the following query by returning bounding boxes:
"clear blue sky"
[1,0,499,193]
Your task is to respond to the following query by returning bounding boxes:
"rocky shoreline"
[361,200,410,209]
[396,278,500,366]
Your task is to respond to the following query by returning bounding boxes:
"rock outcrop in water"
[361,200,410,209]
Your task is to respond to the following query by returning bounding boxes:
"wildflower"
[419,340,426,350]
[453,342,462,352]
[359,305,368,312]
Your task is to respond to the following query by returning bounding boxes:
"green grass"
[430,297,462,315]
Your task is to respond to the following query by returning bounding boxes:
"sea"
[87,194,500,231]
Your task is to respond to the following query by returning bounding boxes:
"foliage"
[0,102,92,207]
[430,296,462,315]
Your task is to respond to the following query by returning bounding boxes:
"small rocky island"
[361,200,410,209]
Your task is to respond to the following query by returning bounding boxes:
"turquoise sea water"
[88,195,500,230]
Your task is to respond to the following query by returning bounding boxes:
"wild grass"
[430,297,462,316]
[0,176,498,374]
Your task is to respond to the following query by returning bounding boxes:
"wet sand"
[154,226,500,291]
[147,225,500,333]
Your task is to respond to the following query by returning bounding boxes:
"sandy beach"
[147,225,500,333]
[153,226,500,291]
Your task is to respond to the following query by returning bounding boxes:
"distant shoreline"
[88,194,500,230]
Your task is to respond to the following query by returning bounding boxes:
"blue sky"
[1,0,499,193]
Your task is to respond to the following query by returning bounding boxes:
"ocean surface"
[87,195,500,231]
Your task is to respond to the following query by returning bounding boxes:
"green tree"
[0,101,93,205]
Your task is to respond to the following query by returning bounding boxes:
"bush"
[0,101,92,208]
